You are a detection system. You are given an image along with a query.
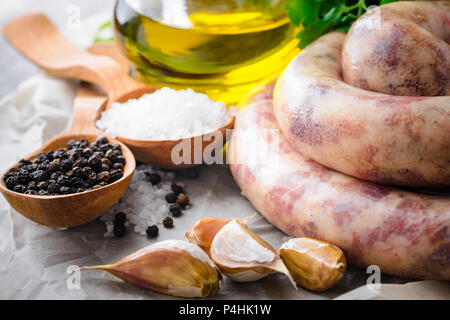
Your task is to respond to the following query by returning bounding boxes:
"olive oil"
[114,0,299,105]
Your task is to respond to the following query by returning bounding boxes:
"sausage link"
[274,31,450,187]
[229,86,450,280]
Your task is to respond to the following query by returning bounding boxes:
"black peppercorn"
[37,181,49,190]
[61,158,73,172]
[35,153,47,163]
[146,173,161,186]
[79,139,89,148]
[48,182,61,194]
[112,163,124,170]
[81,167,92,177]
[60,186,72,194]
[46,151,54,161]
[52,150,64,160]
[96,136,108,146]
[105,149,117,161]
[31,170,49,182]
[13,185,26,193]
[163,217,174,228]
[100,164,110,173]
[171,183,184,195]
[82,148,93,158]
[46,161,60,174]
[115,212,126,224]
[17,169,30,184]
[98,171,110,183]
[88,155,102,170]
[113,223,126,237]
[5,176,19,189]
[37,190,49,196]
[146,225,159,238]
[36,164,47,173]
[100,144,112,153]
[67,139,79,150]
[57,175,69,186]
[27,181,38,191]
[74,157,87,168]
[101,158,111,168]
[110,169,123,182]
[70,148,83,161]
[50,171,62,180]
[93,151,105,158]
[72,167,83,178]
[18,159,32,168]
[25,190,37,195]
[116,155,126,164]
[165,192,178,204]
[169,203,182,217]
[69,177,83,188]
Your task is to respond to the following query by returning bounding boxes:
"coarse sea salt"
[96,87,229,141]
[101,164,179,237]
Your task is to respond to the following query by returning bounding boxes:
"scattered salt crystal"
[96,87,229,141]
[101,164,177,237]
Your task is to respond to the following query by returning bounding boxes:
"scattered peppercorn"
[169,203,182,217]
[146,225,159,238]
[177,193,190,209]
[146,173,162,186]
[165,192,178,204]
[113,223,126,237]
[171,183,184,195]
[2,137,125,196]
[115,212,126,224]
[163,217,174,228]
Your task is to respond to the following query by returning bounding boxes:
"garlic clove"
[185,218,231,257]
[210,219,296,287]
[82,240,222,298]
[280,238,347,292]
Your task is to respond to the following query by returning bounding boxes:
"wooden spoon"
[3,13,235,169]
[0,85,136,228]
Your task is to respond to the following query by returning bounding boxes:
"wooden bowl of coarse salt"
[96,87,235,169]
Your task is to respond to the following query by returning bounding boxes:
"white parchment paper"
[0,12,448,300]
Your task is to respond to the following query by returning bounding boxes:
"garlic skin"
[185,218,231,257]
[280,238,347,292]
[83,240,222,298]
[210,219,296,286]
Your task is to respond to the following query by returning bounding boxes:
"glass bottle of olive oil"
[114,0,299,105]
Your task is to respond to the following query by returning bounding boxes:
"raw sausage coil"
[229,86,450,280]
[274,1,450,187]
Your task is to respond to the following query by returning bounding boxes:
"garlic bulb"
[185,217,231,257]
[209,219,296,286]
[280,238,346,291]
[82,240,222,298]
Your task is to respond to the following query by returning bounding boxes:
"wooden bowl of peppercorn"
[0,86,136,228]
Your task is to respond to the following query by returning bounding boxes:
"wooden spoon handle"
[67,84,107,136]
[3,13,144,101]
